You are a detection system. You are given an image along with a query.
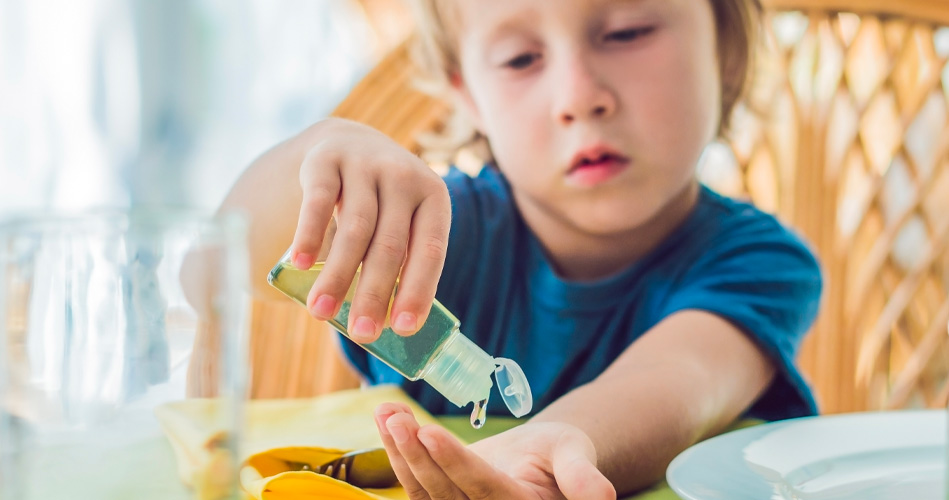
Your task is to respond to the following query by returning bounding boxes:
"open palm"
[374,402,616,500]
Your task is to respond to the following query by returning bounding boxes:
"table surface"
[16,415,681,499]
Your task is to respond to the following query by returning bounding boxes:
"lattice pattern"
[699,9,949,412]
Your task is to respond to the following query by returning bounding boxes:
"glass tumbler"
[0,211,248,499]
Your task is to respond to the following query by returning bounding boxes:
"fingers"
[375,403,431,500]
[308,178,379,331]
[390,185,451,336]
[417,424,522,499]
[388,415,464,499]
[317,175,445,342]
[308,172,449,342]
[552,432,616,500]
[346,194,412,340]
[374,403,524,500]
[292,122,450,341]
[292,148,340,271]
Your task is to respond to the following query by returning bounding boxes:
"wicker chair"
[707,0,949,413]
[248,0,949,415]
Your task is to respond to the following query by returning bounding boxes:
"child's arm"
[530,310,775,492]
[218,118,451,339]
[373,310,774,498]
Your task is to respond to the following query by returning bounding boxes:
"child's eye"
[603,26,654,43]
[503,53,540,70]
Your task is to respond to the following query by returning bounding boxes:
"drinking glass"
[0,210,248,499]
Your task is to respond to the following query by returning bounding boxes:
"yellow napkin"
[156,385,455,500]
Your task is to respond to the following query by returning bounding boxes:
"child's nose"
[553,58,616,126]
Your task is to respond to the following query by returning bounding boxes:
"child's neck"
[523,181,699,282]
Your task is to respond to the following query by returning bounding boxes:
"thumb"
[551,430,616,500]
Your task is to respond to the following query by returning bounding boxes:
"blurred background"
[0,0,408,215]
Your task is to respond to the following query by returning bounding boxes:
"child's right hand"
[289,118,452,343]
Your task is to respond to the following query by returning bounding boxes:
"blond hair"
[408,0,763,163]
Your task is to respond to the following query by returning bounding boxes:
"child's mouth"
[567,152,629,186]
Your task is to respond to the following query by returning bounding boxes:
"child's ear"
[448,71,485,133]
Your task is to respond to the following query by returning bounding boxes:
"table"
[22,412,739,499]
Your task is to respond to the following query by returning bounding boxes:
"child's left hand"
[373,403,616,500]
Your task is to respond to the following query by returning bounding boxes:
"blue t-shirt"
[341,167,823,421]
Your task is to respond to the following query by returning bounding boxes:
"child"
[220,0,821,497]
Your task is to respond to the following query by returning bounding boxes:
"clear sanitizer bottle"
[268,250,532,428]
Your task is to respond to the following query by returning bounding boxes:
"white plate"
[667,410,946,500]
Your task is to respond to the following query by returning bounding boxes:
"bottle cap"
[493,358,532,417]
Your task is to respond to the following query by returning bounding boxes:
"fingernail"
[311,295,336,319]
[417,431,438,452]
[375,411,394,435]
[351,316,377,342]
[394,312,417,332]
[292,252,315,270]
[387,421,409,443]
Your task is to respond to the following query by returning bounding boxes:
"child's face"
[452,0,720,236]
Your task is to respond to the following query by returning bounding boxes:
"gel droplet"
[470,397,489,429]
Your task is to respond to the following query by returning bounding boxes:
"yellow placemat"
[156,385,448,500]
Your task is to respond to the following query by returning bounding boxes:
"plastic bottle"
[268,250,532,426]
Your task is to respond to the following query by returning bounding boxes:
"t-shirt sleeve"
[659,218,823,421]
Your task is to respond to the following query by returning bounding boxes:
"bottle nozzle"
[422,332,494,408]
